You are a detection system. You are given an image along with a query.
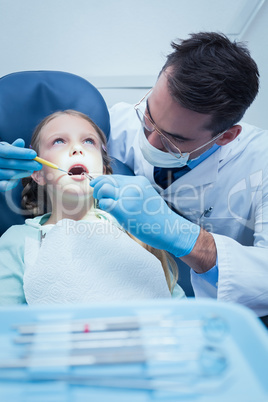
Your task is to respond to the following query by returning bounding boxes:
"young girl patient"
[0,110,185,304]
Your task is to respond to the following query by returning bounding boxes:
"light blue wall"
[0,0,267,128]
[241,0,268,128]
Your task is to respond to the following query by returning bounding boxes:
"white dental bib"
[23,219,171,304]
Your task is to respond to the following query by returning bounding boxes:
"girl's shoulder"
[1,214,50,245]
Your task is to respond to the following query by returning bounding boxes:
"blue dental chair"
[0,70,194,297]
[0,70,133,236]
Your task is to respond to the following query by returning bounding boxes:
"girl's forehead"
[45,114,96,131]
[40,114,99,140]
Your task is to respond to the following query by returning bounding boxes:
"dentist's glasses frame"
[134,88,226,159]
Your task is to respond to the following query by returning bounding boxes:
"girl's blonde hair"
[21,110,178,292]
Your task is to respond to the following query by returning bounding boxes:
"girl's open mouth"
[68,165,88,181]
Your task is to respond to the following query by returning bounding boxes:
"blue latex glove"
[0,139,42,191]
[91,175,200,257]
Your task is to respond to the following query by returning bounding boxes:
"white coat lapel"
[162,148,221,197]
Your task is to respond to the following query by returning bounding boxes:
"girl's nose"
[70,144,84,156]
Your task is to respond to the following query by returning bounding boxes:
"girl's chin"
[55,183,93,198]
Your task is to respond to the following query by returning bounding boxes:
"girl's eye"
[84,138,96,145]
[53,138,65,145]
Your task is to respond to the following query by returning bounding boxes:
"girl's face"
[32,114,104,198]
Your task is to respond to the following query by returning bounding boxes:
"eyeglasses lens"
[159,135,180,155]
[136,108,181,155]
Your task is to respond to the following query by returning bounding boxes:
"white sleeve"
[191,164,268,317]
[191,238,268,317]
[212,234,268,317]
[108,102,140,171]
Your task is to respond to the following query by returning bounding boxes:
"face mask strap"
[187,129,227,156]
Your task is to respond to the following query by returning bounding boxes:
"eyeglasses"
[134,89,225,159]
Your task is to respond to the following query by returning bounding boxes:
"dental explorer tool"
[82,172,94,181]
[33,156,70,175]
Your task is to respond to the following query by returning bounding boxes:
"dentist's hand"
[0,139,42,191]
[91,175,200,257]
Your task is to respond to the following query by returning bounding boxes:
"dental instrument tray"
[0,299,267,401]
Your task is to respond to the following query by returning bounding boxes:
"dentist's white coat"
[108,102,268,317]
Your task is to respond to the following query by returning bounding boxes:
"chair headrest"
[0,70,111,235]
[0,70,110,146]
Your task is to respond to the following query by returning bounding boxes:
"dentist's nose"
[147,130,166,151]
[70,143,84,156]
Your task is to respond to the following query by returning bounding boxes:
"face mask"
[139,128,195,168]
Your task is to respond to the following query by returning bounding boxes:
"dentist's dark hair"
[161,32,259,135]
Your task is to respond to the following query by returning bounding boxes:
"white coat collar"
[161,137,239,197]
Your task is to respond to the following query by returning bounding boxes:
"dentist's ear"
[31,170,46,186]
[216,125,242,146]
